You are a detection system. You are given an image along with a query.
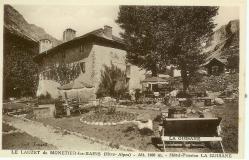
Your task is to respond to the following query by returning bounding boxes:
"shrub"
[38,92,54,105]
[123,126,136,133]
[176,91,192,98]
[154,115,162,122]
[135,89,141,102]
[139,128,154,136]
[183,98,193,107]
[97,63,128,98]
[107,105,116,114]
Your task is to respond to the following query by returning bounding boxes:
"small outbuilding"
[141,77,168,92]
[202,57,227,76]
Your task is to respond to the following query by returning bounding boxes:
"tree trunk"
[151,65,158,77]
[180,63,189,93]
[151,71,157,77]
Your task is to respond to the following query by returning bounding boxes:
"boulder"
[155,102,164,106]
[102,97,116,104]
[136,113,151,122]
[214,98,224,105]
[137,119,153,131]
[170,90,179,97]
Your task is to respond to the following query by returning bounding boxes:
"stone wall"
[37,42,146,100]
[33,105,55,119]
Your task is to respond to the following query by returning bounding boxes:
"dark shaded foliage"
[116,6,219,91]
[96,63,128,98]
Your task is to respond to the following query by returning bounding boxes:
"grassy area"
[36,108,161,151]
[212,102,238,153]
[4,101,238,153]
[2,123,17,132]
[35,104,237,153]
[2,123,56,150]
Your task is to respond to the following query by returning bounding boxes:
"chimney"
[39,39,53,53]
[103,25,112,38]
[63,28,76,42]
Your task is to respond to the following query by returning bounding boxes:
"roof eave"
[33,34,126,63]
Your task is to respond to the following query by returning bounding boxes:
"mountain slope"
[4,5,61,46]
[204,19,239,60]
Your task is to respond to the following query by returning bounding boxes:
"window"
[80,62,86,73]
[126,65,131,76]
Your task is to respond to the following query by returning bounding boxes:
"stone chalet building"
[34,26,146,100]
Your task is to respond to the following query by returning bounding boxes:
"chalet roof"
[4,25,37,43]
[34,28,125,62]
[202,57,227,66]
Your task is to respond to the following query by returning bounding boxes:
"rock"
[214,98,224,105]
[206,91,221,99]
[62,130,69,135]
[136,114,151,122]
[170,90,178,97]
[92,100,99,106]
[192,109,196,113]
[137,119,153,131]
[186,108,192,114]
[155,102,163,106]
[102,97,116,103]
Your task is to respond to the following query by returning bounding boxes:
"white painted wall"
[128,65,146,90]
[37,43,146,99]
[36,80,60,98]
[93,44,127,91]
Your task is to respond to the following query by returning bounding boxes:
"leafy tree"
[116,6,218,92]
[3,37,38,99]
[97,63,127,98]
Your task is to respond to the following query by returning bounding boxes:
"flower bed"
[80,111,137,125]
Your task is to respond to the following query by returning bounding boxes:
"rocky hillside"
[4,5,61,46]
[203,19,239,60]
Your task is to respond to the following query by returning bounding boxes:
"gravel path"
[3,115,116,151]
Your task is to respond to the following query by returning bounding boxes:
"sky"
[12,5,239,40]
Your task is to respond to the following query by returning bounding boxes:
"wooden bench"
[160,117,224,152]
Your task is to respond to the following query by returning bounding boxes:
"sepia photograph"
[1,2,243,157]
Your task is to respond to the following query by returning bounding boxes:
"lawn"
[212,102,239,153]
[2,123,56,150]
[3,100,238,152]
[34,102,238,153]
[36,108,162,151]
